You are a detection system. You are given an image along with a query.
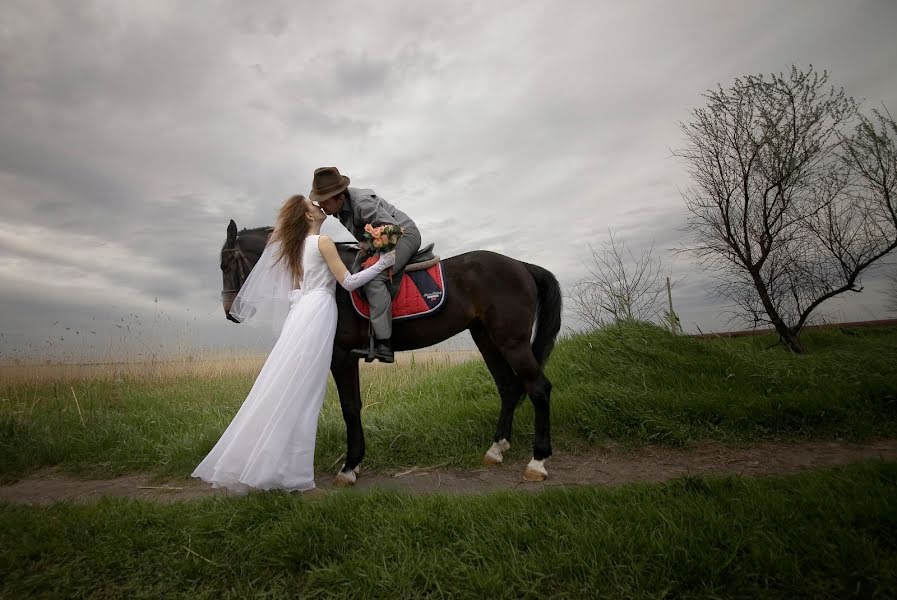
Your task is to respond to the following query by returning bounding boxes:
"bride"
[192,194,395,493]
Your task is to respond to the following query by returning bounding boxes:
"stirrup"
[349,335,377,363]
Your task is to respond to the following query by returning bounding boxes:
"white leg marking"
[484,439,511,465]
[334,465,359,487]
[523,457,548,482]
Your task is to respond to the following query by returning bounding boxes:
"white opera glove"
[340,251,397,291]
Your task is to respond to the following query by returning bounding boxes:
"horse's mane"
[230,225,356,266]
[238,226,274,237]
[238,226,355,248]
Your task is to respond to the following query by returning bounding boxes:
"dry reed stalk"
[69,386,86,427]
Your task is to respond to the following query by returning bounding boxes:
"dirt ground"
[2,439,896,505]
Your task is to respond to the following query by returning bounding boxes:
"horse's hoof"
[484,451,503,465]
[484,440,510,465]
[334,471,355,487]
[334,465,359,487]
[522,458,548,482]
[522,468,547,482]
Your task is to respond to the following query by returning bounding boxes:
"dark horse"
[220,220,563,484]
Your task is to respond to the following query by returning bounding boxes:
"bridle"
[221,238,252,299]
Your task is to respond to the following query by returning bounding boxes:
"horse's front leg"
[331,352,363,486]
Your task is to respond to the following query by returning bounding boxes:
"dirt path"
[2,439,896,505]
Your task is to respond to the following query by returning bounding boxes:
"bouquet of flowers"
[363,223,404,253]
[361,223,404,281]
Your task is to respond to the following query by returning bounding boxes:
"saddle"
[337,242,446,321]
[404,242,438,271]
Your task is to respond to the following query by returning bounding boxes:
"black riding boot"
[373,338,394,363]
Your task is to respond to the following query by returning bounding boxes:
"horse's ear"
[227,219,237,242]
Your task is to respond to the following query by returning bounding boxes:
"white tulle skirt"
[192,288,337,493]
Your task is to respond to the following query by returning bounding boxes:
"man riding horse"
[309,166,422,364]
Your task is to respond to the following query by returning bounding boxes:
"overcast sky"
[2,0,896,362]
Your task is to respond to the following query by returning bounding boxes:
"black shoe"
[373,339,394,363]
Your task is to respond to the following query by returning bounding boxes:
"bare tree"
[569,232,667,330]
[676,66,897,353]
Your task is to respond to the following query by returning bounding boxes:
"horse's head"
[220,220,272,322]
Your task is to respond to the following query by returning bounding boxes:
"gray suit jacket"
[337,187,418,241]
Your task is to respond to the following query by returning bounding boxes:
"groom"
[309,166,422,363]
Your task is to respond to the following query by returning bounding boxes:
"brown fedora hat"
[309,166,350,202]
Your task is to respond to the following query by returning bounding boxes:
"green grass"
[2,462,896,598]
[548,323,897,447]
[2,324,896,481]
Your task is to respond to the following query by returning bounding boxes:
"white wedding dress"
[192,235,337,493]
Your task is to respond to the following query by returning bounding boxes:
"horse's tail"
[524,262,563,368]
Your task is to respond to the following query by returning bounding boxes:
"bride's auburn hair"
[270,194,312,286]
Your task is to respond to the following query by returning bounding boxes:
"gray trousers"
[364,226,421,340]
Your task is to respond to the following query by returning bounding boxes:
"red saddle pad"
[350,262,446,320]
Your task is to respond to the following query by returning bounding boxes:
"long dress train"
[192,235,336,493]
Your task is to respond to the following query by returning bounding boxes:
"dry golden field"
[0,349,481,384]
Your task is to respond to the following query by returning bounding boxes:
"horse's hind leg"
[470,324,524,465]
[496,340,553,481]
